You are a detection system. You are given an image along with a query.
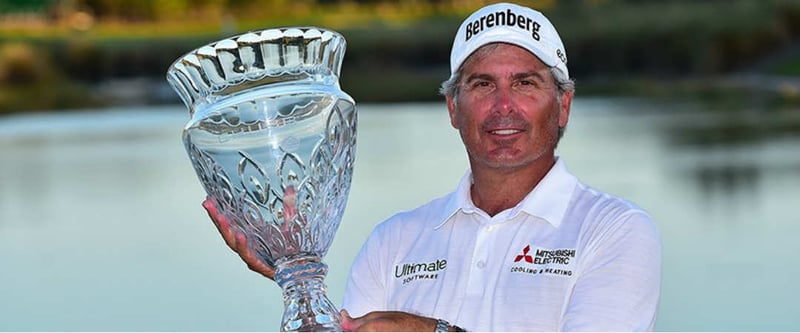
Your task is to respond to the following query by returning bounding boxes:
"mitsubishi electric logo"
[394,259,447,285]
[510,244,575,277]
[514,245,534,263]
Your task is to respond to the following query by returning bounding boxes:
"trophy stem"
[275,255,342,332]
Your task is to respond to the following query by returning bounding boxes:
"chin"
[475,156,531,170]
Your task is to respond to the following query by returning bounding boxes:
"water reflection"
[0,100,799,331]
[693,164,760,199]
[656,102,800,205]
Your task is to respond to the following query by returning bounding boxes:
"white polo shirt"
[341,158,661,331]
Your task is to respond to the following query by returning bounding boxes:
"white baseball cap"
[449,2,569,78]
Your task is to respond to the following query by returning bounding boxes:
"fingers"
[339,311,438,332]
[234,233,276,279]
[341,309,380,332]
[203,197,238,249]
[341,310,358,332]
[202,196,275,280]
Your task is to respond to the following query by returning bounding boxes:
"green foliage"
[2,0,800,113]
[0,43,50,84]
[0,0,55,13]
[771,59,800,76]
[0,42,100,113]
[551,0,800,76]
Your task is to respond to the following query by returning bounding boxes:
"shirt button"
[476,260,486,269]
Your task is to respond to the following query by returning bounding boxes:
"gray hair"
[439,44,575,140]
[440,67,574,98]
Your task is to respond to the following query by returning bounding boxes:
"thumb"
[202,196,218,214]
[340,309,358,331]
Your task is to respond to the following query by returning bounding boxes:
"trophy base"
[276,255,342,332]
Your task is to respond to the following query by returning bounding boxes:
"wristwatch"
[435,318,467,332]
[434,318,451,332]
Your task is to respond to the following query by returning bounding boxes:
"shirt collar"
[434,170,474,229]
[434,157,578,229]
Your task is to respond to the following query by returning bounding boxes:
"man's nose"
[493,86,515,114]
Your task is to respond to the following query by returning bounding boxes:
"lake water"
[1,99,798,331]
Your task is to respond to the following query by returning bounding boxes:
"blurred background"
[1,0,799,331]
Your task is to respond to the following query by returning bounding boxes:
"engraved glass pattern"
[167,27,356,332]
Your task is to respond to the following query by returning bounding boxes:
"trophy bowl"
[166,27,356,331]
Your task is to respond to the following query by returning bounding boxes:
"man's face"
[447,43,572,172]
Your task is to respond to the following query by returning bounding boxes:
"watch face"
[435,319,451,332]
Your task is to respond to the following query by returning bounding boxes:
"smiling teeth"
[491,129,519,135]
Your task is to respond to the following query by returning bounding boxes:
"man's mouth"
[489,129,522,135]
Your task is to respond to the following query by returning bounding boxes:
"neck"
[470,157,556,217]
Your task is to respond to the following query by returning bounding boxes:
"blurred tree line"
[1,0,800,113]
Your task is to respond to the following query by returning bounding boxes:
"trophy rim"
[165,26,348,110]
[166,26,345,74]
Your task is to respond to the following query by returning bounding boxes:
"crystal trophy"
[166,27,356,331]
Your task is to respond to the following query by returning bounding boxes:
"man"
[204,2,661,331]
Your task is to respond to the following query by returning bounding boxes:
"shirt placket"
[465,214,504,295]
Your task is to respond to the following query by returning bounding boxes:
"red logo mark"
[514,245,533,263]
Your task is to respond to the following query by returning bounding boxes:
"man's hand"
[202,197,275,280]
[340,309,438,332]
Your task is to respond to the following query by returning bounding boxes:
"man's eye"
[515,79,545,91]
[466,81,493,92]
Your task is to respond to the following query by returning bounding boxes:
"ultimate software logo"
[394,259,447,285]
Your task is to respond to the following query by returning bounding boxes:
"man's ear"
[446,95,458,129]
[558,91,573,128]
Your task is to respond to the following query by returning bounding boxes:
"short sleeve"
[561,211,662,331]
